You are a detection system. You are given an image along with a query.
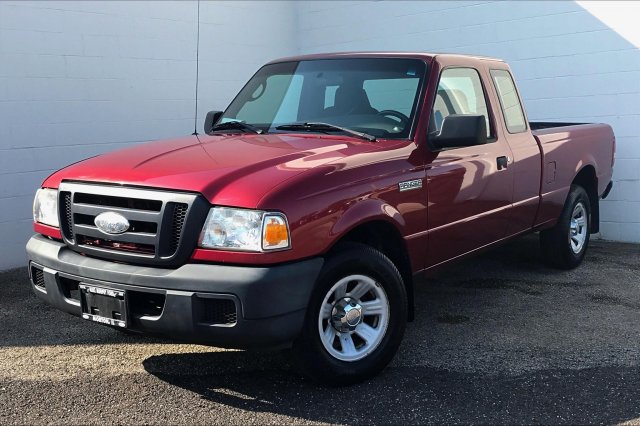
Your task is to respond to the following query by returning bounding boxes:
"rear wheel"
[293,243,407,385]
[540,185,591,269]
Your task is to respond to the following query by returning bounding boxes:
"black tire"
[540,185,591,269]
[293,243,407,386]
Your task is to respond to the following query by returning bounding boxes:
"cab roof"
[267,51,505,64]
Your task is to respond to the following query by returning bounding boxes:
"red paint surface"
[34,222,62,240]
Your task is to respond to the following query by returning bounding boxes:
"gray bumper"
[26,234,323,348]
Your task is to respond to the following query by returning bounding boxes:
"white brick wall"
[0,0,296,269]
[195,1,296,133]
[295,0,640,244]
[0,0,637,269]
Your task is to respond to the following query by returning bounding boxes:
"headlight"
[33,188,59,228]
[198,207,290,251]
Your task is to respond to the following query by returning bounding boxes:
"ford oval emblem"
[94,212,130,235]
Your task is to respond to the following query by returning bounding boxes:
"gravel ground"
[1,235,639,425]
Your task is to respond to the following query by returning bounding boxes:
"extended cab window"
[490,69,527,133]
[432,68,491,137]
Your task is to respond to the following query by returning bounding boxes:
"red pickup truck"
[27,52,615,385]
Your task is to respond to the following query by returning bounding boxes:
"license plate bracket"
[79,284,128,328]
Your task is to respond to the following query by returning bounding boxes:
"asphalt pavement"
[1,235,639,425]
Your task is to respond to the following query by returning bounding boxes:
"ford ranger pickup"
[27,52,615,385]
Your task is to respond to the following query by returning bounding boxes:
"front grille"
[31,267,45,289]
[199,298,237,325]
[78,235,156,255]
[74,193,162,211]
[58,182,204,266]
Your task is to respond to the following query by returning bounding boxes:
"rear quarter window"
[490,69,527,134]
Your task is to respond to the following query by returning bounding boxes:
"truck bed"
[530,121,588,131]
[531,121,615,227]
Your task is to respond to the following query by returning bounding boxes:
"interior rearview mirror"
[430,114,487,149]
[204,111,223,134]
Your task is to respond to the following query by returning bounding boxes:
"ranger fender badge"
[399,179,422,192]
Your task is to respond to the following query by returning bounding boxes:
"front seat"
[324,84,378,116]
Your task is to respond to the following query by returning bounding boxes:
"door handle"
[497,156,509,170]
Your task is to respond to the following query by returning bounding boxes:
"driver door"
[426,66,514,267]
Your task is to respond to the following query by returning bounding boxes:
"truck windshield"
[219,58,427,139]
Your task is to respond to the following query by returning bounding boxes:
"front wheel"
[293,243,407,386]
[540,185,591,269]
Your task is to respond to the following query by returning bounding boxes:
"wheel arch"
[328,218,415,321]
[572,164,599,233]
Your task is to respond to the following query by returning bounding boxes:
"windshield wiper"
[275,122,376,142]
[210,121,264,134]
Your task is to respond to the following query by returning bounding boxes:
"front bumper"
[26,234,323,348]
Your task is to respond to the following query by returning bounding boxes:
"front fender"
[329,198,406,242]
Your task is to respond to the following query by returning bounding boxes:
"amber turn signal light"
[262,215,290,250]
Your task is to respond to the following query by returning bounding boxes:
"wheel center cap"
[331,297,363,332]
[345,307,361,326]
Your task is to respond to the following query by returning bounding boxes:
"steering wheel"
[376,110,410,128]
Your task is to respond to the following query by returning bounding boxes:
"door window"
[432,68,491,137]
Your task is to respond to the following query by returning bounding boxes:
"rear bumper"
[26,234,323,348]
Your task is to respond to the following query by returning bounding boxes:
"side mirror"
[430,114,487,149]
[204,111,223,134]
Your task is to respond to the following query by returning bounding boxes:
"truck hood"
[43,133,382,207]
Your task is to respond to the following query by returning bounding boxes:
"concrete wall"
[0,1,296,269]
[294,1,640,243]
[0,0,637,269]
